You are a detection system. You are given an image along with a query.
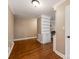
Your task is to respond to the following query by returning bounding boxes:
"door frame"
[65,5,70,59]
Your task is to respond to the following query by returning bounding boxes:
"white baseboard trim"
[53,35,65,59]
[54,49,65,59]
[14,37,37,41]
[8,42,14,57]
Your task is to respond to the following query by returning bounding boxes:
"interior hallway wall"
[14,17,37,39]
[8,7,14,49]
[55,0,70,54]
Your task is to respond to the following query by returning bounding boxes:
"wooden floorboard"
[9,38,62,59]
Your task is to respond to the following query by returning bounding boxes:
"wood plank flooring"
[9,38,62,59]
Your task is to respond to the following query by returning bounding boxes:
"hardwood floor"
[9,38,62,59]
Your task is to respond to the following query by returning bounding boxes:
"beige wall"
[8,7,14,48]
[55,0,69,54]
[14,17,37,39]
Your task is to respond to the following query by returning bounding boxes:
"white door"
[65,5,70,59]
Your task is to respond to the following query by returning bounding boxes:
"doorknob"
[67,36,70,38]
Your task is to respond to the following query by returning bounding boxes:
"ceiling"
[12,0,63,18]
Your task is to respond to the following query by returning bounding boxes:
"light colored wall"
[50,12,55,31]
[14,17,37,39]
[55,0,69,54]
[50,19,55,31]
[8,7,14,48]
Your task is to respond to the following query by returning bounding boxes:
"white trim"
[8,37,37,57]
[54,49,65,59]
[53,35,56,51]
[14,37,37,41]
[53,35,65,59]
[8,42,14,57]
[65,5,70,59]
